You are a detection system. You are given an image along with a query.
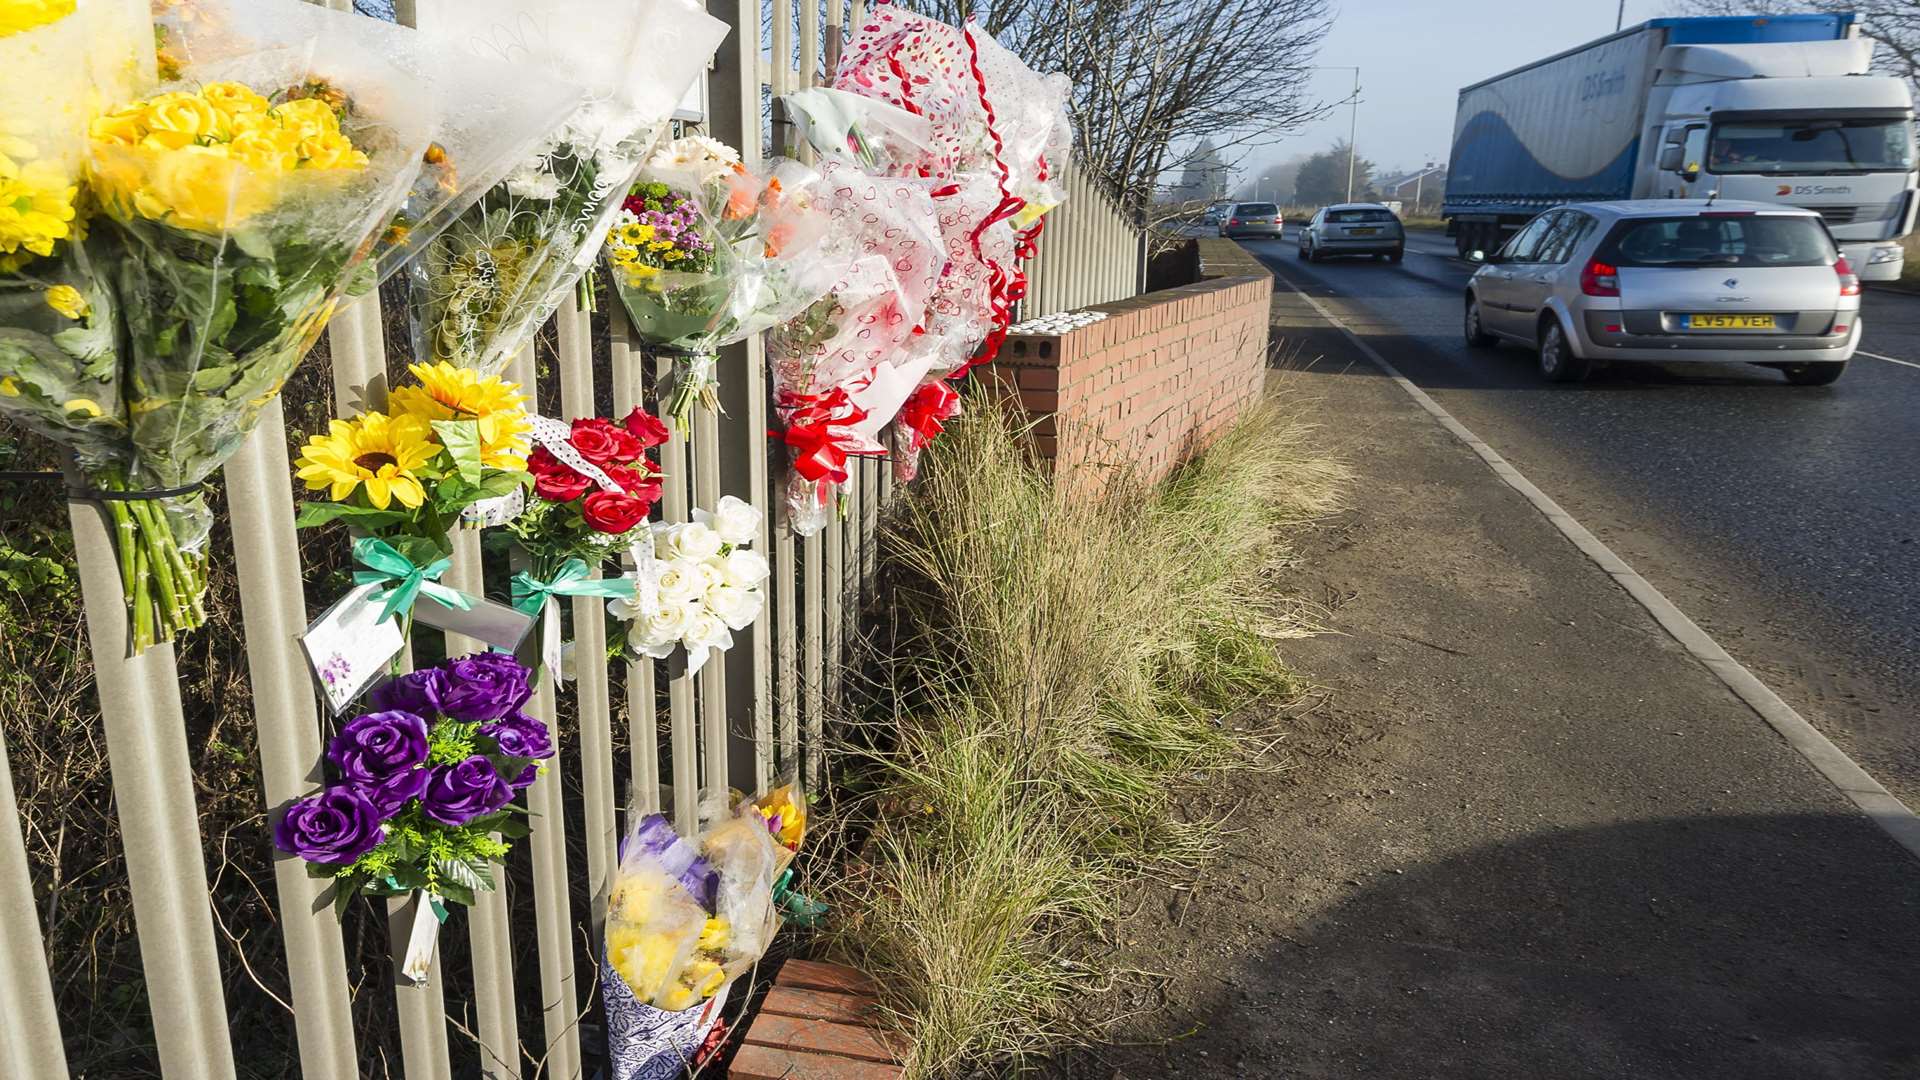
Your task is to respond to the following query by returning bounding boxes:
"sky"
[1246,0,1676,181]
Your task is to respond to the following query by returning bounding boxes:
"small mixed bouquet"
[609,495,769,677]
[273,652,550,915]
[294,362,532,624]
[604,786,805,1013]
[405,0,729,375]
[606,137,837,431]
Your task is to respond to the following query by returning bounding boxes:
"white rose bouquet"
[609,495,769,675]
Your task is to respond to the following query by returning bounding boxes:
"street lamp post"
[1310,66,1363,202]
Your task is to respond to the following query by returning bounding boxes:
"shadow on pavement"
[1073,814,1920,1080]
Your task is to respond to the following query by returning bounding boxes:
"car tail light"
[1831,322,1850,335]
[1603,323,1623,334]
[1229,218,1241,225]
[1834,255,1860,296]
[1580,259,1620,297]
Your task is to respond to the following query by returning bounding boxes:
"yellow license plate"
[1685,313,1775,330]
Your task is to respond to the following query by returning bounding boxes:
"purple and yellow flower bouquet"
[274,652,551,916]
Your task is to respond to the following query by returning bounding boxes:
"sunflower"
[388,362,531,470]
[294,411,437,509]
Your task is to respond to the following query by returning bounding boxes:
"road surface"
[1242,227,1920,808]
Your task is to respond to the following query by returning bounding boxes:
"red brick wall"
[983,269,1272,488]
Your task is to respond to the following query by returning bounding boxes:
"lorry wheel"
[1779,361,1847,386]
[1464,296,1497,348]
[1537,319,1590,383]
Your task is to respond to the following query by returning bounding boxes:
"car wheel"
[1389,247,1404,263]
[1537,318,1590,383]
[1295,241,1307,259]
[1308,243,1323,262]
[1464,295,1497,348]
[1779,361,1847,386]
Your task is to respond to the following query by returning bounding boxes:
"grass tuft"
[820,388,1349,1076]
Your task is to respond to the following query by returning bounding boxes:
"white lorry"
[1443,13,1919,280]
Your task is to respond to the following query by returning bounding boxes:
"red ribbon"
[900,381,961,452]
[775,389,882,497]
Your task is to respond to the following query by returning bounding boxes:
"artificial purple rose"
[274,787,387,865]
[357,766,429,818]
[439,653,533,722]
[506,763,539,792]
[421,756,515,825]
[481,709,555,762]
[371,667,450,716]
[327,710,430,785]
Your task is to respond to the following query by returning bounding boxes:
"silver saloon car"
[1463,200,1860,385]
[1298,202,1404,262]
[1220,202,1283,239]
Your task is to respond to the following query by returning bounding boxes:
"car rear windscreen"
[1235,203,1278,216]
[1603,215,1835,267]
[1327,208,1394,223]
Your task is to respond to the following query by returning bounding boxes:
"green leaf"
[431,420,484,483]
[51,322,113,364]
[437,879,477,909]
[294,501,414,530]
[495,815,530,840]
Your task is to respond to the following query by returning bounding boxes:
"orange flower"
[723,173,756,221]
[764,219,795,258]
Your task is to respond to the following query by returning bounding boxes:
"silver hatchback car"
[1298,202,1405,262]
[1463,200,1860,385]
[1220,201,1283,239]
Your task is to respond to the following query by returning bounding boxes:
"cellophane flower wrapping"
[604,795,788,1014]
[405,0,727,375]
[154,0,587,280]
[608,497,770,677]
[767,160,945,534]
[273,652,552,913]
[0,2,471,653]
[607,143,842,430]
[507,409,669,579]
[293,362,533,573]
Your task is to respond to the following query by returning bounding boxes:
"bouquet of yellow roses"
[0,0,493,652]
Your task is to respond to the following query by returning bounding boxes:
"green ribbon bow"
[509,558,636,615]
[352,537,475,625]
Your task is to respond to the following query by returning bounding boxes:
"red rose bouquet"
[509,409,670,570]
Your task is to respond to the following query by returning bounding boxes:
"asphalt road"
[1241,227,1920,809]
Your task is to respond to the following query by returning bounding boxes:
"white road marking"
[1269,265,1920,863]
[1857,349,1920,370]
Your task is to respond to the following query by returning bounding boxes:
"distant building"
[1374,165,1447,207]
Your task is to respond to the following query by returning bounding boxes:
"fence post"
[65,490,237,1080]
[0,729,68,1080]
[609,309,662,815]
[223,403,360,1080]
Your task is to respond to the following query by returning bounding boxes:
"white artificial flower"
[704,584,762,631]
[504,161,562,200]
[660,521,724,562]
[695,495,762,547]
[681,608,734,652]
[631,603,694,657]
[715,548,771,589]
[647,134,742,184]
[608,582,645,621]
[686,558,722,594]
[656,560,703,605]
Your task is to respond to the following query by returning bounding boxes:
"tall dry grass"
[822,389,1348,1077]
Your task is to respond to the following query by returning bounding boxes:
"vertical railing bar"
[224,406,360,1080]
[691,402,729,801]
[507,347,584,1080]
[799,0,819,90]
[656,353,699,832]
[556,295,617,941]
[861,455,879,587]
[801,528,825,788]
[66,492,238,1080]
[825,0,843,78]
[0,727,70,1080]
[609,308,661,815]
[823,491,844,715]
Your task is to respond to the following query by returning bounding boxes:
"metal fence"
[0,1,1142,1078]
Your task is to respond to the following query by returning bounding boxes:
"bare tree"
[1679,0,1920,89]
[902,0,1336,220]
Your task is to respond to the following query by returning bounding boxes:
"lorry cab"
[1640,38,1918,278]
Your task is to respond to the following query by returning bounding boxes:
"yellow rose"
[43,284,87,319]
[0,377,19,397]
[271,98,340,143]
[62,398,102,418]
[88,105,149,147]
[146,144,269,232]
[139,90,223,151]
[202,81,269,122]
[229,128,298,173]
[298,130,367,171]
[0,0,76,37]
